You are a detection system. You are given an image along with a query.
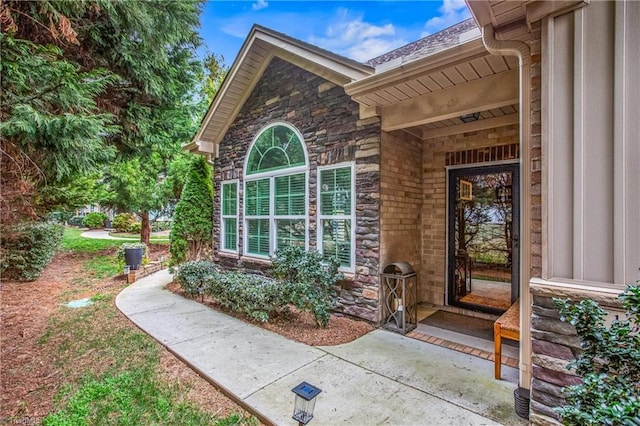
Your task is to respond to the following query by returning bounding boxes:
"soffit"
[188,25,373,156]
[346,38,520,133]
[466,0,588,41]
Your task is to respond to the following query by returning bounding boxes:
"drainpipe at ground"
[481,24,532,391]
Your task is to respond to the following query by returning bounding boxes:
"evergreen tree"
[0,0,204,224]
[169,156,213,265]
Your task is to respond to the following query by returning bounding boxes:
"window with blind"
[243,123,308,257]
[318,164,354,270]
[221,181,238,252]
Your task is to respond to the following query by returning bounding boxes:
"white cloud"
[310,8,407,62]
[252,0,268,11]
[422,0,471,37]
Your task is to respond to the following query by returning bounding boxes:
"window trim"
[242,122,309,259]
[317,162,356,273]
[220,180,239,254]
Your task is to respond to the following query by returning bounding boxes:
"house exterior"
[188,1,640,423]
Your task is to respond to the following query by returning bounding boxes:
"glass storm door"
[447,164,519,314]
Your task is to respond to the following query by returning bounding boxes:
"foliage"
[152,220,172,232]
[67,215,85,227]
[206,272,287,323]
[271,246,342,327]
[82,212,108,229]
[174,260,220,297]
[0,222,64,281]
[115,242,148,263]
[169,156,213,265]
[554,286,640,425]
[128,222,142,234]
[112,213,137,233]
[1,0,205,226]
[47,211,74,224]
[60,227,122,252]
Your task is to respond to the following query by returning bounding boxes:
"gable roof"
[367,18,480,70]
[186,25,374,156]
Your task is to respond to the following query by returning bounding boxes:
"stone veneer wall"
[529,285,622,425]
[420,124,519,305]
[212,56,382,322]
[379,131,423,279]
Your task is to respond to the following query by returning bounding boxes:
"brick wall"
[380,130,423,280]
[212,56,382,322]
[421,125,520,305]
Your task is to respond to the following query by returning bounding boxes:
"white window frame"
[317,162,356,273]
[243,122,309,259]
[220,180,239,253]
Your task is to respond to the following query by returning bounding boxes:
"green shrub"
[0,222,64,281]
[169,156,213,266]
[271,246,342,327]
[554,285,640,425]
[47,211,74,224]
[112,213,136,233]
[67,215,85,227]
[174,260,220,297]
[205,271,287,323]
[151,220,172,232]
[127,222,142,233]
[82,212,108,228]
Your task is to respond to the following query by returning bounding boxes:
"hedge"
[0,222,64,281]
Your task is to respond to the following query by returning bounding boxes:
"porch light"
[291,381,322,425]
[460,112,480,123]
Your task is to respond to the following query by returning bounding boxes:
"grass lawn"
[24,228,256,425]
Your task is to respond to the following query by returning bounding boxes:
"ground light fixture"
[123,265,130,275]
[291,381,322,425]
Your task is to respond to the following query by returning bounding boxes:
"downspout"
[481,25,533,391]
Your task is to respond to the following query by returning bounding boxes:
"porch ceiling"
[346,38,519,134]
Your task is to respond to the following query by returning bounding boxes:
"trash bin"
[380,262,417,335]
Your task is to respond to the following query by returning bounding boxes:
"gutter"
[481,24,533,392]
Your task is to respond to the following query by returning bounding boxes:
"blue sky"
[198,0,471,64]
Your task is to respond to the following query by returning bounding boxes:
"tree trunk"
[140,211,150,245]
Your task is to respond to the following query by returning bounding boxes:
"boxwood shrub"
[82,212,108,229]
[0,222,64,281]
[174,260,219,297]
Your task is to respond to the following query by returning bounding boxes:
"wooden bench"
[494,301,520,379]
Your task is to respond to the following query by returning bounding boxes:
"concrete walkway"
[81,229,135,240]
[115,270,525,425]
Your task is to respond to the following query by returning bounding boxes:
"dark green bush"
[82,212,108,228]
[47,211,74,224]
[271,246,342,327]
[554,285,640,425]
[67,215,85,227]
[174,260,219,297]
[112,213,136,233]
[205,271,288,323]
[0,222,64,281]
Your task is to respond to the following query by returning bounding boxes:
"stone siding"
[529,285,622,425]
[420,125,520,305]
[212,56,382,322]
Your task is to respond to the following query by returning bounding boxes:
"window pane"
[275,173,305,216]
[276,219,305,249]
[246,125,306,174]
[247,219,269,255]
[245,179,270,216]
[320,168,352,215]
[321,219,351,267]
[223,218,237,251]
[222,183,237,216]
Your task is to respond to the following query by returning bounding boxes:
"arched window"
[241,123,308,256]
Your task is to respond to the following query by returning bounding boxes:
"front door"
[447,163,519,314]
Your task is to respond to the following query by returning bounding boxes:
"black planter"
[514,387,530,420]
[124,248,144,270]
